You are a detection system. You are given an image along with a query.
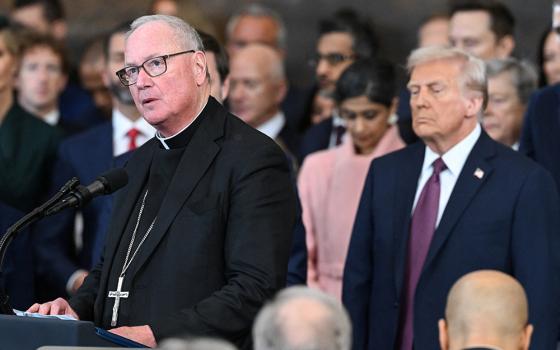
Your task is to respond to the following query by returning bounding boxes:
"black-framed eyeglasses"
[308,53,356,67]
[116,50,195,86]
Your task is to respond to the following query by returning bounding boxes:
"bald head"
[228,44,287,127]
[439,270,533,350]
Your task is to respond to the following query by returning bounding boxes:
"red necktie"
[399,157,446,350]
[127,128,140,151]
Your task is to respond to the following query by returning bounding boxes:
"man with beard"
[33,21,154,300]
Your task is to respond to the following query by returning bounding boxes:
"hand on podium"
[26,297,79,319]
[110,325,157,348]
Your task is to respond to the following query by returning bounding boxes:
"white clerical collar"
[112,108,155,141]
[256,111,285,139]
[44,109,60,126]
[156,99,208,150]
[512,141,519,151]
[422,123,481,177]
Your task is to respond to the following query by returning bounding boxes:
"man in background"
[34,21,153,301]
[253,286,351,350]
[438,270,533,350]
[229,43,299,158]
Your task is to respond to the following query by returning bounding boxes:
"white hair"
[127,14,204,51]
[253,286,352,350]
[407,45,488,109]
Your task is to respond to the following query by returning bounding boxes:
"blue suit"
[343,130,560,350]
[520,83,560,190]
[34,121,130,299]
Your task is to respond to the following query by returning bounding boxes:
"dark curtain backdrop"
[0,0,553,87]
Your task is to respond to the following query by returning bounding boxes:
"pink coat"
[298,126,405,299]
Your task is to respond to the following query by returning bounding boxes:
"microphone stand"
[0,178,80,315]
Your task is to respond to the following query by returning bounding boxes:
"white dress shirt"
[44,109,60,126]
[412,123,482,227]
[112,109,155,156]
[256,111,286,140]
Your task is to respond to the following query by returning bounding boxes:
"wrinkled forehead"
[125,21,184,65]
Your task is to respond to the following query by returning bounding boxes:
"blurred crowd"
[1,0,560,349]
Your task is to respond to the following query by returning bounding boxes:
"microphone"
[45,168,128,216]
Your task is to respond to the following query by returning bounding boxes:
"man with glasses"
[28,15,296,349]
[300,9,377,161]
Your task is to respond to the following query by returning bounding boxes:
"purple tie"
[400,157,446,350]
[334,125,346,145]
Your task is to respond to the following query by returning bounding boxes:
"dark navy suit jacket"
[0,202,34,310]
[343,130,560,350]
[520,83,560,190]
[34,121,130,299]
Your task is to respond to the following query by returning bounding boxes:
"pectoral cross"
[108,276,129,327]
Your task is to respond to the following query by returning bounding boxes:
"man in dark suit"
[342,46,560,350]
[228,43,300,160]
[438,270,533,350]
[33,21,154,301]
[519,83,560,189]
[299,9,377,160]
[29,15,296,349]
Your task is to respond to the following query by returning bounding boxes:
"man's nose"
[316,59,329,77]
[135,67,152,88]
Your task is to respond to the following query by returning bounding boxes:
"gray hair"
[226,3,287,50]
[253,286,352,350]
[127,15,204,51]
[407,45,488,110]
[486,58,537,104]
[159,337,238,350]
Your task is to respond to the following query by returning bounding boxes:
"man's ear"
[438,319,449,350]
[496,35,515,59]
[521,324,533,350]
[193,51,207,86]
[464,94,484,119]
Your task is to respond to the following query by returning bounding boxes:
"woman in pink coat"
[298,59,405,299]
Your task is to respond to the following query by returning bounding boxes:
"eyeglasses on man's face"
[308,52,356,67]
[116,50,195,86]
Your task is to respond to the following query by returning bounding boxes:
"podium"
[0,315,146,349]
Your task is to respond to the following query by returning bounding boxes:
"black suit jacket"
[69,97,296,348]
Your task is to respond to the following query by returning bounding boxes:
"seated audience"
[438,270,533,350]
[299,58,404,299]
[253,286,351,350]
[482,58,537,149]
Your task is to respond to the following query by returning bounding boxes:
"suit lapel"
[96,139,155,307]
[127,100,224,279]
[394,143,425,295]
[422,131,495,271]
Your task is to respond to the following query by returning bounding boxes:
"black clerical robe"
[69,97,296,349]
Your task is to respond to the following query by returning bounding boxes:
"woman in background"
[298,58,405,299]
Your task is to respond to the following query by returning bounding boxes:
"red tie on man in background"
[127,128,140,151]
[399,157,446,350]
